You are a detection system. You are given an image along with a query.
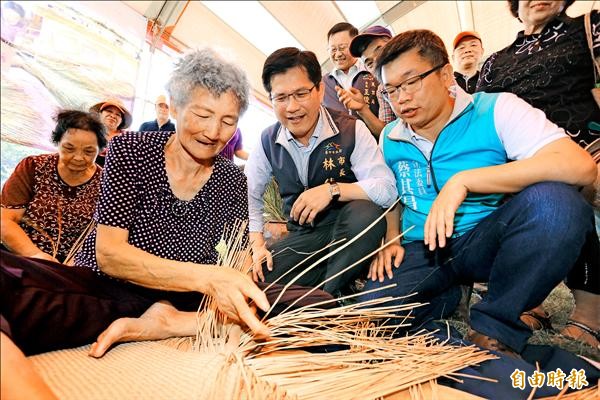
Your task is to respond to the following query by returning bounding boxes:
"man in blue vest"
[361,30,597,357]
[322,23,381,135]
[245,47,397,296]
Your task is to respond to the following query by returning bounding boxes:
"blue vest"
[261,108,357,229]
[382,92,507,242]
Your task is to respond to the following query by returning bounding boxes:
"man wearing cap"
[139,95,176,132]
[322,23,380,132]
[335,25,397,138]
[452,31,484,94]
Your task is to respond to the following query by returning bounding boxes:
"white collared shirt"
[330,59,365,90]
[245,106,398,232]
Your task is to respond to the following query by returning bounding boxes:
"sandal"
[520,310,553,331]
[561,320,600,349]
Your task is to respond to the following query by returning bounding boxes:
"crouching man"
[246,47,398,296]
[361,29,597,357]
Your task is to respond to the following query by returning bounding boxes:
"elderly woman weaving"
[0,49,305,371]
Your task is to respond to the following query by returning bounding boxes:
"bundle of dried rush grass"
[193,213,497,399]
[63,220,95,265]
[20,200,95,265]
[262,178,287,223]
[246,342,495,400]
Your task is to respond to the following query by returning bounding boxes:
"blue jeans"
[359,182,594,353]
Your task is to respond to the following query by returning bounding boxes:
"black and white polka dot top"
[75,131,248,272]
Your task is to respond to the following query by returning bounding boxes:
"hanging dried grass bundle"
[0,77,55,151]
[18,49,133,109]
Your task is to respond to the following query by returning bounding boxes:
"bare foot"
[88,301,195,358]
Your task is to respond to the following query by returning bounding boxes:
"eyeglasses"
[270,85,316,105]
[382,64,446,101]
[328,44,349,55]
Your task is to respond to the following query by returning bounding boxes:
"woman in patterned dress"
[1,49,329,377]
[477,0,598,148]
[1,48,293,398]
[1,110,106,263]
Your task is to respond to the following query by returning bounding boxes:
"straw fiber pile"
[24,219,598,399]
[29,339,486,400]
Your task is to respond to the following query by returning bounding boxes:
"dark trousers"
[568,221,600,294]
[264,200,386,294]
[437,334,600,399]
[359,182,595,353]
[0,251,333,356]
[1,252,153,355]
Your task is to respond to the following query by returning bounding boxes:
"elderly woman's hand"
[206,268,271,337]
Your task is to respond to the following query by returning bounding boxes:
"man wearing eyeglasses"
[322,22,380,134]
[332,25,397,138]
[245,47,397,297]
[360,30,596,359]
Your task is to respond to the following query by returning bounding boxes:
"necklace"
[171,200,189,217]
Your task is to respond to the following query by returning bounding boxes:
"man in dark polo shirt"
[139,95,176,132]
[452,31,483,94]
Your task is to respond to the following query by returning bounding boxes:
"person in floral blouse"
[1,110,107,263]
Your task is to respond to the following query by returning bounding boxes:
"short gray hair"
[166,48,250,114]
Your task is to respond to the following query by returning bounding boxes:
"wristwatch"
[328,180,340,202]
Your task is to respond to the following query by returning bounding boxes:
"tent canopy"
[122,0,597,104]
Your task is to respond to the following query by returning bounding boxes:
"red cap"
[453,31,481,49]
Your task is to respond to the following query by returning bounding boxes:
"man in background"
[333,25,397,138]
[139,95,175,132]
[322,22,380,130]
[452,31,483,94]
